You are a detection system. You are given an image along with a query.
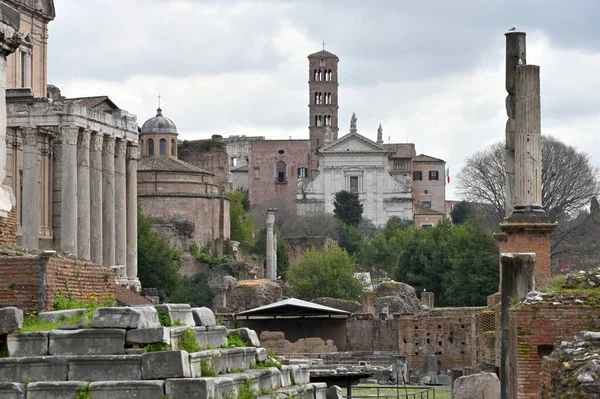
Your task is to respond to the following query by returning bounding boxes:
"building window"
[413,171,422,180]
[421,201,431,208]
[429,171,439,180]
[232,157,238,167]
[424,189,429,194]
[298,167,308,178]
[349,176,359,193]
[320,58,325,67]
[148,139,154,156]
[159,138,166,155]
[315,115,322,127]
[393,160,405,170]
[421,224,433,230]
[171,139,176,156]
[254,167,260,179]
[20,50,31,88]
[276,160,286,183]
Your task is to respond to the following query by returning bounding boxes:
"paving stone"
[92,306,160,329]
[165,378,216,399]
[48,329,125,355]
[0,307,23,334]
[141,350,191,379]
[126,327,171,345]
[26,381,87,399]
[37,309,86,324]
[155,303,195,326]
[6,332,48,357]
[68,355,141,381]
[228,327,260,347]
[0,356,68,382]
[192,307,216,326]
[89,380,164,399]
[0,382,25,399]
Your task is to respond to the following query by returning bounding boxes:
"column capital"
[78,129,91,149]
[102,136,116,155]
[90,132,104,152]
[59,125,79,145]
[127,142,139,161]
[0,29,21,58]
[115,139,127,159]
[19,125,38,146]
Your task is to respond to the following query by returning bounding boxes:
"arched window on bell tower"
[159,138,166,155]
[171,139,176,157]
[148,138,154,156]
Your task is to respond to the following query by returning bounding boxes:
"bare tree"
[287,211,339,239]
[457,136,600,223]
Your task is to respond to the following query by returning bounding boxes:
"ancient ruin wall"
[0,208,17,246]
[347,316,399,352]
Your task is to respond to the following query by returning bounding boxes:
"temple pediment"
[321,131,388,154]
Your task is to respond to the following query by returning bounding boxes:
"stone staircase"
[0,305,331,399]
[114,284,153,306]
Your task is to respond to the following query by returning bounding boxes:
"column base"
[128,278,142,293]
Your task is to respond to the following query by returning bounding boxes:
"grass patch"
[75,382,92,399]
[201,358,218,377]
[141,342,171,353]
[226,333,247,348]
[254,356,282,371]
[177,328,201,353]
[238,379,258,399]
[0,336,7,357]
[18,317,61,332]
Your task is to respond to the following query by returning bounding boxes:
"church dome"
[141,108,177,134]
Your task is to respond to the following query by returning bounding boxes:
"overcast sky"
[48,0,600,200]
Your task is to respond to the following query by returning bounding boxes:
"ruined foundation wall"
[347,316,399,352]
[0,207,17,246]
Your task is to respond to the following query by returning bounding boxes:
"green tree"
[337,221,364,256]
[137,204,182,300]
[333,190,363,226]
[226,190,255,250]
[287,246,364,302]
[450,201,473,225]
[170,270,213,307]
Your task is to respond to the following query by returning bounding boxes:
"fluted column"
[89,133,103,265]
[102,136,116,267]
[77,129,91,260]
[60,125,79,255]
[114,139,127,282]
[20,126,38,249]
[126,143,140,290]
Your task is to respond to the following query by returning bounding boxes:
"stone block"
[6,332,48,357]
[192,307,216,326]
[217,348,245,373]
[453,372,500,399]
[189,350,219,377]
[38,309,86,324]
[260,331,284,341]
[0,356,68,382]
[155,303,195,326]
[293,364,310,384]
[89,380,164,399]
[68,355,141,381]
[280,365,292,387]
[256,347,268,362]
[141,350,191,379]
[165,378,215,399]
[92,306,160,329]
[202,325,228,348]
[26,381,87,399]
[48,329,125,355]
[0,3,20,31]
[326,385,344,399]
[126,327,171,345]
[246,369,273,392]
[59,316,89,330]
[0,307,23,334]
[243,346,257,368]
[0,382,25,399]
[313,382,328,399]
[228,327,260,347]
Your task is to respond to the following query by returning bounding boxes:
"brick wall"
[509,299,600,398]
[0,255,115,313]
[0,208,17,246]
[347,316,399,352]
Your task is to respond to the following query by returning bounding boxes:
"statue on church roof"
[377,123,383,144]
[350,113,357,131]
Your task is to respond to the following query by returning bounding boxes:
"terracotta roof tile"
[138,156,214,175]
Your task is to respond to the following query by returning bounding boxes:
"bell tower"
[308,45,339,179]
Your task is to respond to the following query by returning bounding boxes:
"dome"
[141,108,177,134]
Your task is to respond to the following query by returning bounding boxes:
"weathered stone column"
[77,129,91,260]
[102,136,116,267]
[0,5,21,218]
[114,139,127,282]
[89,133,103,265]
[60,125,79,255]
[20,126,38,249]
[126,143,140,290]
[265,208,277,280]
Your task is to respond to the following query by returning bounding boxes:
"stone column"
[102,136,116,267]
[60,125,79,255]
[0,5,21,218]
[265,208,277,280]
[77,129,91,260]
[126,143,140,290]
[20,126,38,249]
[114,139,127,282]
[89,133,103,265]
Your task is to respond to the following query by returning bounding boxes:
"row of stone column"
[20,125,139,286]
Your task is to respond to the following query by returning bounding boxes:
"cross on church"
[322,41,325,50]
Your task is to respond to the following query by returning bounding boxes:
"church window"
[148,139,154,156]
[422,201,431,209]
[324,115,331,126]
[429,171,439,180]
[320,58,325,67]
[232,157,238,167]
[315,115,322,127]
[314,70,318,81]
[298,167,308,178]
[159,139,167,155]
[171,139,176,156]
[254,167,260,179]
[276,161,286,183]
[325,93,331,104]
[20,50,31,88]
[413,171,422,180]
[349,176,359,193]
[393,160,405,170]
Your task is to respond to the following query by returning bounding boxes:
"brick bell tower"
[308,45,339,179]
